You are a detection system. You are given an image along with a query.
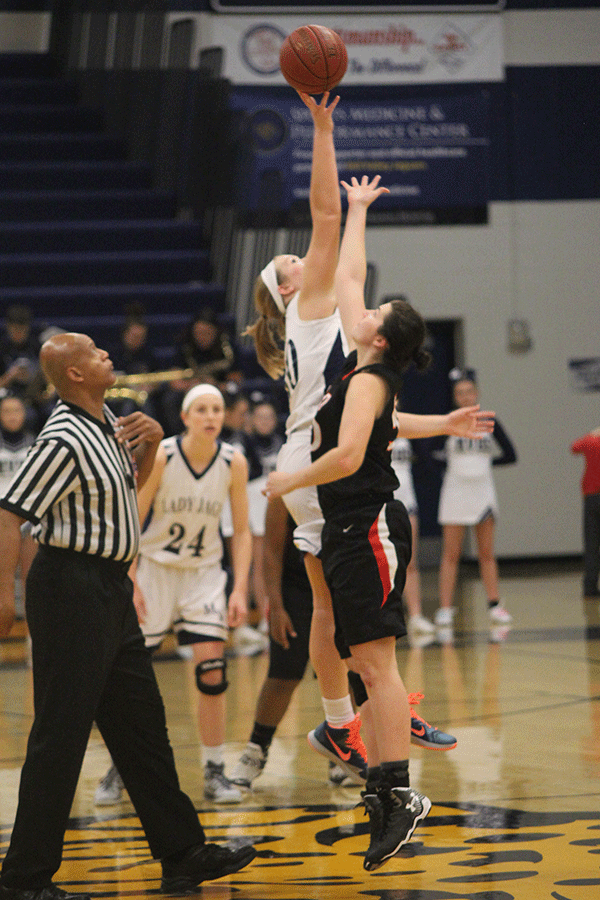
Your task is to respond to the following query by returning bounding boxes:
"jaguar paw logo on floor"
[45,801,600,900]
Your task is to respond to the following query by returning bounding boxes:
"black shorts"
[321,500,411,658]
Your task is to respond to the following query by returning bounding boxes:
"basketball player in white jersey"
[244,90,366,780]
[95,384,252,805]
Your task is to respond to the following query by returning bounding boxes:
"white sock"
[203,745,224,768]
[322,695,355,727]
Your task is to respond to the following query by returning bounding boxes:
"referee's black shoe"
[0,885,91,900]
[161,841,257,893]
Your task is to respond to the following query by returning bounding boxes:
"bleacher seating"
[0,52,227,358]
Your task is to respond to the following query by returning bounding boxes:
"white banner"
[198,14,504,85]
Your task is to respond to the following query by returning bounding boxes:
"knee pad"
[195,658,228,695]
[347,670,368,708]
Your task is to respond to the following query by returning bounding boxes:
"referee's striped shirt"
[0,400,140,562]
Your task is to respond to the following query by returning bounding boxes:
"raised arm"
[335,175,390,349]
[297,92,342,319]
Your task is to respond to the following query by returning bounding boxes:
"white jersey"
[283,292,347,436]
[140,435,235,569]
[391,437,418,516]
[438,434,498,525]
[0,430,35,494]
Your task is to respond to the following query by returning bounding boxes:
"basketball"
[279,25,347,95]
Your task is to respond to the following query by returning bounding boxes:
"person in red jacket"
[571,427,600,597]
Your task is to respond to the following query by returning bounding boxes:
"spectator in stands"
[107,307,162,419]
[0,306,44,430]
[158,309,244,436]
[221,383,251,444]
[174,307,243,386]
[109,306,161,378]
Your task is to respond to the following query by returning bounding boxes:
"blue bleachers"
[0,283,225,319]
[0,52,226,360]
[0,189,177,222]
[0,160,152,191]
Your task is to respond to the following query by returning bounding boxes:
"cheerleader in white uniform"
[435,369,517,630]
[391,434,434,636]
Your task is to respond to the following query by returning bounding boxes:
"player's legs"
[304,552,349,701]
[474,515,499,601]
[437,523,465,620]
[179,566,241,802]
[348,636,410,765]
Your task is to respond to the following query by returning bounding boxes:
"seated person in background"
[0,305,44,431]
[175,307,243,386]
[109,306,161,377]
[158,308,244,436]
[106,307,163,419]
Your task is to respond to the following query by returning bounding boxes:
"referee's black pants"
[1,546,205,891]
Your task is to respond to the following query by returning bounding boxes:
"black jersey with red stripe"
[311,350,402,521]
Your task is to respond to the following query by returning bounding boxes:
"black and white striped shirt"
[0,400,140,562]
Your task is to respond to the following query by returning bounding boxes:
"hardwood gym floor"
[1,559,599,899]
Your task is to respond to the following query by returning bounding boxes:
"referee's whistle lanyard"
[114,427,137,490]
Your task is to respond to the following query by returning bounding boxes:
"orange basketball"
[279,25,347,95]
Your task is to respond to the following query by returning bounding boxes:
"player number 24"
[164,523,206,557]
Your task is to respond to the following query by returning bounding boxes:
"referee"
[0,333,256,900]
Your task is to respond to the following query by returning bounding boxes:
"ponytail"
[378,299,431,375]
[243,271,286,379]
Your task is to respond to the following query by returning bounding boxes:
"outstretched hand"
[447,405,495,439]
[341,174,390,208]
[297,90,340,131]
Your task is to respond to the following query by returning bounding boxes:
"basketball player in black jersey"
[265,175,495,871]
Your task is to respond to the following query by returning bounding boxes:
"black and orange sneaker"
[408,692,457,750]
[308,715,367,781]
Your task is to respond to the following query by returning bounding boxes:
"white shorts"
[393,476,418,517]
[220,483,267,538]
[247,476,268,537]
[136,556,228,646]
[438,474,498,525]
[277,435,324,556]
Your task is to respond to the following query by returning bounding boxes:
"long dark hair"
[378,299,431,375]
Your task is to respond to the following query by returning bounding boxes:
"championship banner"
[230,89,490,219]
[201,14,504,86]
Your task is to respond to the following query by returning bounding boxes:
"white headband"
[260,260,286,314]
[181,383,224,413]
